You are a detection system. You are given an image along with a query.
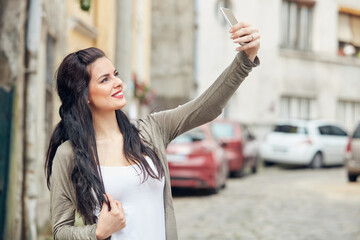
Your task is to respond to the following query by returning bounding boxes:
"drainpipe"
[24,0,42,239]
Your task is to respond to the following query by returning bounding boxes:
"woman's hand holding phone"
[230,22,260,62]
[220,7,259,62]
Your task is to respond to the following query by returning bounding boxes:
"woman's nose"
[113,76,123,87]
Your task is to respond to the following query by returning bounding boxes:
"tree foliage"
[80,0,91,11]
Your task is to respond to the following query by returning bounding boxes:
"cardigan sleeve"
[141,51,259,147]
[50,141,98,240]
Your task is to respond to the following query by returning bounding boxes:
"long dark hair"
[45,47,164,223]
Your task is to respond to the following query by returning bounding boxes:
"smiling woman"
[88,57,127,113]
[45,19,260,240]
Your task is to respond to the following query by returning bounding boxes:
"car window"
[318,126,332,135]
[211,122,235,139]
[353,124,360,139]
[273,125,307,134]
[172,129,205,143]
[330,126,347,136]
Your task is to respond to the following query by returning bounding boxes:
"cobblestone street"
[172,166,360,240]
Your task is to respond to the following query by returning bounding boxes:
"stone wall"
[150,0,196,110]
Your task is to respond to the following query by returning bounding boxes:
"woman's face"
[88,57,127,114]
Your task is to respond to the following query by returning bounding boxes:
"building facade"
[194,0,360,137]
[1,0,128,239]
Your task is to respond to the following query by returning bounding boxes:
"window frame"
[281,0,315,51]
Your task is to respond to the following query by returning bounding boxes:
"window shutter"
[350,16,360,47]
[338,13,353,43]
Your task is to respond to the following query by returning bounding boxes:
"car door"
[241,124,257,160]
[318,125,337,164]
[329,125,348,164]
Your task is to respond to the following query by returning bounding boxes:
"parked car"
[210,119,259,177]
[260,119,348,168]
[345,122,360,182]
[166,123,228,193]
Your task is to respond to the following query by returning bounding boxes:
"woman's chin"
[116,101,127,110]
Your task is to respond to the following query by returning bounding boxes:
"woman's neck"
[91,110,122,141]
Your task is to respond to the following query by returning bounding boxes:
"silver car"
[345,122,360,182]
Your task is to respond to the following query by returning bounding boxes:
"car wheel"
[208,184,221,195]
[309,152,323,169]
[348,174,358,182]
[251,165,257,174]
[263,160,274,167]
[209,170,223,194]
[251,156,258,174]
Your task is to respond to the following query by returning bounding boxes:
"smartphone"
[220,7,238,27]
[220,7,248,45]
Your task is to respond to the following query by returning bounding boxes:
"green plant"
[132,73,156,106]
[80,0,91,11]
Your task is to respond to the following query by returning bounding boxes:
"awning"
[286,0,316,7]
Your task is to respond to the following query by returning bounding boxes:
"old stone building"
[0,0,125,239]
[194,0,360,136]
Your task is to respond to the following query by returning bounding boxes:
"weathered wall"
[0,0,27,239]
[150,0,195,110]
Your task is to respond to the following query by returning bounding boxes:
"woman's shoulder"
[56,140,74,157]
[52,140,75,171]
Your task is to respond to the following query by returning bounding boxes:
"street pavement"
[172,166,360,240]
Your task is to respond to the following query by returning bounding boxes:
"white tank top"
[95,156,166,240]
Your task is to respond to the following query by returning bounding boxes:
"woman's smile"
[112,91,124,98]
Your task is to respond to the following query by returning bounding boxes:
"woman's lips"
[112,91,123,98]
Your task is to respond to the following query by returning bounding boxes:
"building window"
[280,96,316,120]
[337,100,360,130]
[281,0,315,51]
[338,7,360,58]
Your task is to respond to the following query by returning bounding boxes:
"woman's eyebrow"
[97,73,110,80]
[97,70,117,81]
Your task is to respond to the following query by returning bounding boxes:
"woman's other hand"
[230,22,260,62]
[96,194,126,240]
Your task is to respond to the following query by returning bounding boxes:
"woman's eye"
[114,72,119,77]
[100,78,108,83]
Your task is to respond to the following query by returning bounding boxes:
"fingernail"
[231,34,235,39]
[229,29,233,33]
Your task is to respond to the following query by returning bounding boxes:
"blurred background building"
[192,0,360,139]
[0,0,359,239]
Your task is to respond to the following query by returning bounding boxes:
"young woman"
[45,22,260,240]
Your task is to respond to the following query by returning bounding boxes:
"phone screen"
[220,7,238,26]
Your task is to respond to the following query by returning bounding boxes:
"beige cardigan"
[50,51,259,240]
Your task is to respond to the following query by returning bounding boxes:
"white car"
[260,120,348,168]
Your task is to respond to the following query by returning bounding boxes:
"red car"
[166,123,228,193]
[210,119,258,177]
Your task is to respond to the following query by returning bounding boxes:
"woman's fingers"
[236,39,260,52]
[230,22,251,33]
[231,26,256,40]
[106,193,122,215]
[233,31,260,44]
[96,195,127,239]
[228,21,260,61]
